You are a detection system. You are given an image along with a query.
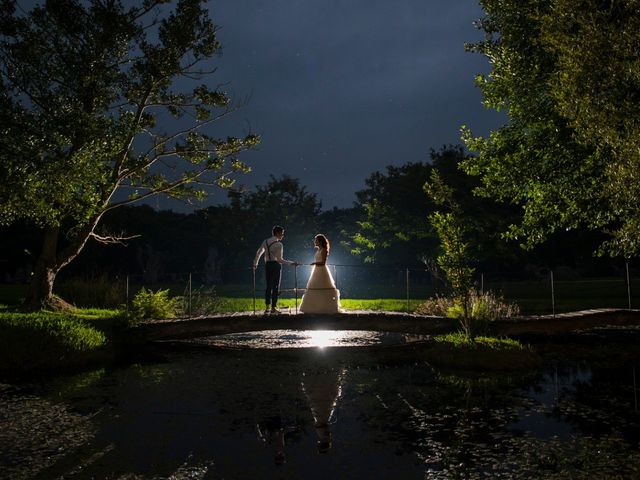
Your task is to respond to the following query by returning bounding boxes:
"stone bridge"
[135,308,640,342]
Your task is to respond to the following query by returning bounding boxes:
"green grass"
[2,276,639,315]
[205,297,423,313]
[435,332,526,350]
[0,305,124,374]
[423,332,541,371]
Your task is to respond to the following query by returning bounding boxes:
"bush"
[416,291,520,321]
[0,311,107,372]
[131,287,180,320]
[415,295,455,316]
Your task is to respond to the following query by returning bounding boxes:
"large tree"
[352,145,519,268]
[0,0,259,308]
[462,0,640,257]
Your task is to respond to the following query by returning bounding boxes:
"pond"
[1,330,639,479]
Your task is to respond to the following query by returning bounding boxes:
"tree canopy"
[463,0,640,257]
[0,0,258,307]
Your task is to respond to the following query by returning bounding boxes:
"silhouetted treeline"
[0,147,621,286]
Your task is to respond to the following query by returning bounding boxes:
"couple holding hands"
[253,225,340,314]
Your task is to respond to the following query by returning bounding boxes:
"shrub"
[416,291,519,321]
[131,287,180,320]
[446,303,465,319]
[415,295,454,316]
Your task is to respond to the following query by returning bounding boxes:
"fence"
[31,261,639,317]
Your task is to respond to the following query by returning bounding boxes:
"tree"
[0,0,259,308]
[225,175,322,267]
[540,0,640,256]
[424,170,475,338]
[352,145,521,269]
[462,0,640,258]
[352,157,437,265]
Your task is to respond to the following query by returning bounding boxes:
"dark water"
[1,331,640,480]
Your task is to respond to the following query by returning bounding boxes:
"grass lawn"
[2,277,639,315]
[0,305,125,375]
[209,297,424,313]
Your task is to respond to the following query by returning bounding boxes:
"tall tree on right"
[462,0,640,258]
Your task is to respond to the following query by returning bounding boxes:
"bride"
[299,234,341,314]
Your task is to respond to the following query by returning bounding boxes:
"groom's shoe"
[263,308,270,315]
[270,307,282,315]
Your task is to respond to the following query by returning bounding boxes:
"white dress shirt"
[254,236,295,267]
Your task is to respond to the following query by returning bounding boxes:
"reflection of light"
[308,330,338,349]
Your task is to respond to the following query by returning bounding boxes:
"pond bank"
[135,308,640,342]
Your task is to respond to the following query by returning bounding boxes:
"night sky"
[195,0,505,210]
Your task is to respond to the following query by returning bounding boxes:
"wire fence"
[21,260,635,317]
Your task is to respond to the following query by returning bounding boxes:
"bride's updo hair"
[315,234,330,254]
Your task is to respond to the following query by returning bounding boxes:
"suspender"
[265,239,279,261]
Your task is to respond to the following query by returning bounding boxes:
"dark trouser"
[265,261,282,308]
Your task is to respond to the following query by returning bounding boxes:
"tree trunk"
[26,216,102,310]
[27,227,62,310]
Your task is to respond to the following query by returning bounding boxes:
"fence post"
[550,270,556,317]
[252,267,256,315]
[295,264,299,315]
[125,275,129,313]
[634,366,638,412]
[188,273,192,319]
[406,268,410,313]
[626,261,632,310]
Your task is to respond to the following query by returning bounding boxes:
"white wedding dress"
[299,249,341,314]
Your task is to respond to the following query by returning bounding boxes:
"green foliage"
[352,159,436,264]
[425,170,475,337]
[0,310,107,372]
[446,303,465,320]
[131,287,179,320]
[464,0,640,257]
[352,145,522,267]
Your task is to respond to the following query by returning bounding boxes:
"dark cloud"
[15,0,503,210]
[198,0,503,209]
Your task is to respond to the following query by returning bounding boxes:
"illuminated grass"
[0,306,123,374]
[424,332,541,371]
[209,297,423,313]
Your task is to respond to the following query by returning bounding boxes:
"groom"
[253,225,298,314]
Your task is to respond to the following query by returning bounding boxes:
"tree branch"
[90,231,141,245]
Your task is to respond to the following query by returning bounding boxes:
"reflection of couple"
[257,367,346,464]
[253,225,340,314]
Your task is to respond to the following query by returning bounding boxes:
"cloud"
[199,0,504,208]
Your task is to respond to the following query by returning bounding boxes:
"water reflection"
[302,367,346,453]
[0,344,639,479]
[189,329,429,349]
